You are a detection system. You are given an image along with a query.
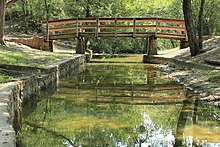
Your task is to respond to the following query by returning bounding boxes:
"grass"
[0,44,75,84]
[53,44,76,54]
[0,74,12,83]
[0,45,73,67]
[158,47,178,54]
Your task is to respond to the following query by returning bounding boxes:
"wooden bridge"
[42,17,188,55]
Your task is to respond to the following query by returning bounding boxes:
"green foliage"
[4,0,220,52]
[189,0,220,35]
[0,45,72,67]
[90,38,145,54]
[0,74,12,83]
[0,45,39,67]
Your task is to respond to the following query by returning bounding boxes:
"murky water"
[18,63,220,147]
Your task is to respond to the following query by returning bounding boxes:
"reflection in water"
[175,96,220,147]
[17,64,220,147]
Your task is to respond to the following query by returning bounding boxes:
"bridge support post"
[147,35,157,55]
[180,40,189,49]
[76,36,85,54]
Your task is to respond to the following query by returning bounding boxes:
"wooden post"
[76,18,79,37]
[76,36,85,54]
[95,17,99,38]
[114,18,117,38]
[155,18,158,37]
[147,35,157,55]
[44,0,50,42]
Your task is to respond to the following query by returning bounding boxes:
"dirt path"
[158,36,220,106]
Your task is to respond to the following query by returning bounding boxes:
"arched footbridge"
[42,17,188,55]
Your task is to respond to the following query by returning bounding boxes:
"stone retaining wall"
[0,55,85,146]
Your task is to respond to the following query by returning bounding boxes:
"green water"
[18,63,220,147]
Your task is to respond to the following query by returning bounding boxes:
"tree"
[183,0,200,56]
[198,0,205,50]
[0,0,20,45]
[183,0,206,56]
[0,0,6,45]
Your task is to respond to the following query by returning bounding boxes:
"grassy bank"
[0,45,73,68]
[0,43,75,83]
[0,74,12,83]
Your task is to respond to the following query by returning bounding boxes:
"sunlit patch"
[177,125,220,143]
[53,117,129,133]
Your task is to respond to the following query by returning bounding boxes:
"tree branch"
[6,0,19,8]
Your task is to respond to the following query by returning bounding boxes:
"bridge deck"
[42,17,186,41]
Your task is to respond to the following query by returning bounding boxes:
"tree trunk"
[84,0,91,52]
[183,0,200,56]
[21,0,28,33]
[198,0,205,50]
[0,0,6,45]
[1,0,20,45]
[44,0,50,41]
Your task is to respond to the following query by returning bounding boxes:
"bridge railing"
[42,17,186,40]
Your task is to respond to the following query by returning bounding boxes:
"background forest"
[5,0,220,53]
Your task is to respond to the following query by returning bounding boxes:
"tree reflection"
[175,91,201,147]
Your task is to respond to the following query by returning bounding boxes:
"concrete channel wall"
[0,55,85,146]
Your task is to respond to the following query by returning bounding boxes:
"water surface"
[18,63,220,147]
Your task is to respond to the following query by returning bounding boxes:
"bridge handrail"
[42,17,186,40]
[42,17,185,25]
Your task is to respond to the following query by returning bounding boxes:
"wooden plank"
[42,17,185,25]
[155,18,158,36]
[157,26,185,31]
[49,32,186,40]
[98,18,185,24]
[43,19,78,25]
[50,34,77,40]
[157,32,186,37]
[136,25,157,29]
[156,34,186,40]
[157,18,185,24]
[76,18,79,37]
[98,25,157,29]
[42,18,97,25]
[95,18,99,37]
[49,26,76,32]
[50,33,154,39]
[48,25,184,32]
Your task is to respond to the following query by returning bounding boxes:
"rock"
[14,37,53,52]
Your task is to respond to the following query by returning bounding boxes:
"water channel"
[17,63,220,147]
